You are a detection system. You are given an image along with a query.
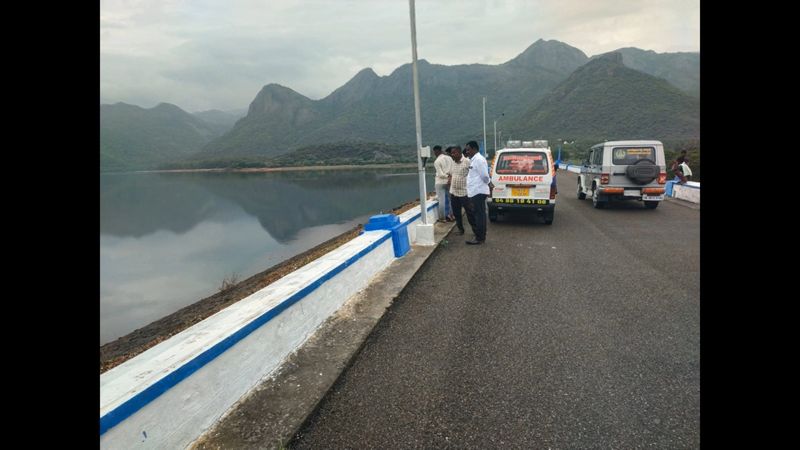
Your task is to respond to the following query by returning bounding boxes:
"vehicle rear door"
[611,146,659,191]
[491,150,551,206]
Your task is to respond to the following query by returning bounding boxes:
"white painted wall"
[398,201,438,245]
[101,201,440,449]
[673,184,700,203]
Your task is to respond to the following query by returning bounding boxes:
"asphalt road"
[290,170,700,449]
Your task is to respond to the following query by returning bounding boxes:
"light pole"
[494,120,497,154]
[493,113,504,154]
[482,97,487,156]
[408,0,427,225]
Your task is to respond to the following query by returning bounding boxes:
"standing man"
[448,145,475,236]
[433,145,453,222]
[465,140,490,245]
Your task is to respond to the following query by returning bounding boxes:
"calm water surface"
[100,168,435,345]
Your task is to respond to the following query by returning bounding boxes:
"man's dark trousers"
[450,194,475,233]
[469,193,487,241]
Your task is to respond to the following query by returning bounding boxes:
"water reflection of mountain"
[100,169,434,242]
[101,173,231,237]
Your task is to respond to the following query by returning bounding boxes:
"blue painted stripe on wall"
[100,231,392,435]
[400,202,438,227]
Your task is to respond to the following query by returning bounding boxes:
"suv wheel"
[644,201,659,209]
[577,178,586,199]
[543,212,554,225]
[592,186,605,209]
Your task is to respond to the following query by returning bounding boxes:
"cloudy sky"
[100,0,699,113]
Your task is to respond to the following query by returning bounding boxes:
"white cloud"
[100,0,699,111]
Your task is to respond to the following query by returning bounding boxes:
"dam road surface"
[289,170,699,449]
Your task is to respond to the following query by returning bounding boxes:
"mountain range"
[100,39,699,171]
[592,47,699,96]
[100,103,245,171]
[507,52,699,141]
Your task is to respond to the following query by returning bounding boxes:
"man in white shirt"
[464,140,490,245]
[433,145,453,222]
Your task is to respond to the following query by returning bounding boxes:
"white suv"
[577,140,667,209]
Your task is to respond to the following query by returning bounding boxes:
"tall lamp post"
[493,113,504,154]
[408,0,427,225]
[482,97,487,156]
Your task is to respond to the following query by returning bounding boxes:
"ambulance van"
[487,140,557,225]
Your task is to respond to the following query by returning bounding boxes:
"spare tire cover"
[625,159,658,184]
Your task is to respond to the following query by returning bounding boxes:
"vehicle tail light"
[602,187,624,194]
[643,188,665,195]
[658,172,666,184]
[600,173,610,184]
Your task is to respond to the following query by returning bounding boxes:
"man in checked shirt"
[447,145,476,236]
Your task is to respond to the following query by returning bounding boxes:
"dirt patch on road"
[99,197,430,374]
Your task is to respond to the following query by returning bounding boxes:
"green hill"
[100,102,225,171]
[594,47,700,97]
[508,52,699,142]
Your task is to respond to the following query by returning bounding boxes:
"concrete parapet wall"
[673,182,700,203]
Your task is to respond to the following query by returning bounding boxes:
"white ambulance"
[487,140,557,225]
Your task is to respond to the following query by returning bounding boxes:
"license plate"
[494,198,549,205]
[511,187,529,197]
[624,189,640,197]
[643,195,663,201]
